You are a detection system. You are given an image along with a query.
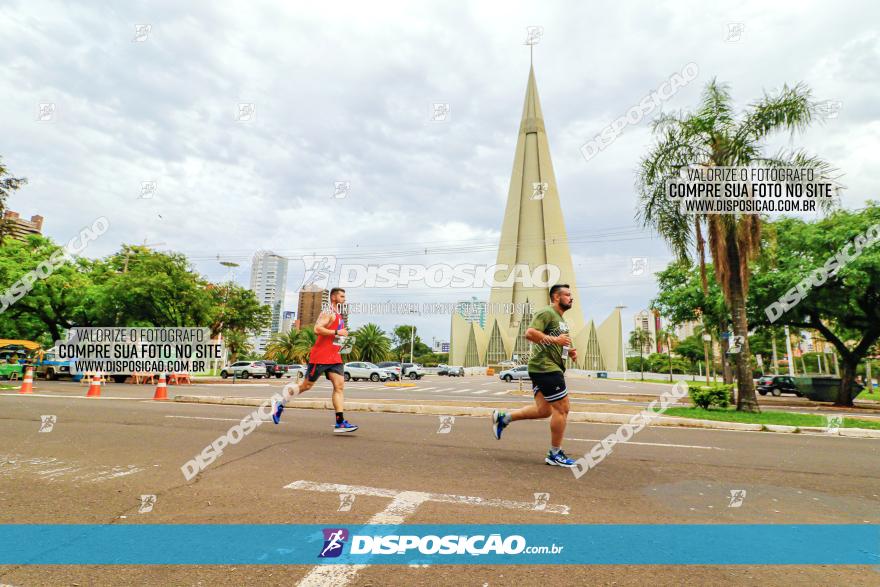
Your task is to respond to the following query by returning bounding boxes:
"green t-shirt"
[527,305,570,373]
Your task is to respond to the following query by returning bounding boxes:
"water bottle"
[562,345,570,359]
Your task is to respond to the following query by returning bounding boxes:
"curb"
[172,395,879,437]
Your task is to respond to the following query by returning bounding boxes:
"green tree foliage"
[749,204,880,405]
[637,78,834,412]
[351,323,391,363]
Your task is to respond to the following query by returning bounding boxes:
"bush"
[689,384,734,409]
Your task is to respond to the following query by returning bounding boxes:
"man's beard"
[560,300,572,311]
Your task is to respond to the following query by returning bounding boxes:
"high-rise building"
[456,296,486,329]
[449,62,623,371]
[633,310,660,355]
[2,211,44,241]
[297,285,329,330]
[248,250,288,354]
[281,311,296,333]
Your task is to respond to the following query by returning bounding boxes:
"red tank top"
[309,312,343,364]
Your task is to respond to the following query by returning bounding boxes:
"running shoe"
[492,409,508,440]
[334,420,359,433]
[272,400,284,424]
[545,449,577,468]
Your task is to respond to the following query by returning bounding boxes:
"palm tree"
[223,329,252,363]
[266,330,300,363]
[628,328,653,381]
[657,328,678,382]
[637,79,836,412]
[351,323,392,363]
[291,327,317,363]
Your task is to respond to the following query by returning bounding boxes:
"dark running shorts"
[529,371,568,403]
[306,363,344,382]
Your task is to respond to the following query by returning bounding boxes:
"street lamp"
[615,304,627,380]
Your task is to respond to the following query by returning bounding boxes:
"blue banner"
[1,524,877,565]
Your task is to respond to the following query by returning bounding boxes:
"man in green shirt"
[492,284,578,467]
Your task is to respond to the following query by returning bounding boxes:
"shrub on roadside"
[689,384,734,409]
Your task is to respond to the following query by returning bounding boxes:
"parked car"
[262,361,287,378]
[220,361,268,379]
[757,375,803,397]
[498,360,518,369]
[344,362,391,382]
[377,362,402,381]
[34,349,74,380]
[447,366,465,377]
[437,364,449,376]
[499,365,530,382]
[282,364,306,378]
[401,363,424,380]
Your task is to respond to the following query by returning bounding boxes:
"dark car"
[261,361,287,378]
[757,375,803,397]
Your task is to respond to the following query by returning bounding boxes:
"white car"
[220,361,268,379]
[344,362,391,382]
[282,364,306,378]
[499,365,530,382]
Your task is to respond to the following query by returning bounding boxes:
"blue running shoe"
[334,420,359,433]
[545,449,577,468]
[492,409,508,440]
[272,400,284,424]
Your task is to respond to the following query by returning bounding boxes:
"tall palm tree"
[637,79,836,412]
[351,323,392,363]
[628,328,653,381]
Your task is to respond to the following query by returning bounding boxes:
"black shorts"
[306,363,344,382]
[529,371,568,403]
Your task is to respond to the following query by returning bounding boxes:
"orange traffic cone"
[18,367,34,394]
[85,374,102,397]
[153,373,168,400]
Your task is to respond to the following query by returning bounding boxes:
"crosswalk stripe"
[473,390,490,395]
[451,389,468,394]
[418,387,436,391]
[492,391,508,395]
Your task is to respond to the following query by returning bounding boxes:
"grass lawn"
[856,388,880,402]
[663,407,880,430]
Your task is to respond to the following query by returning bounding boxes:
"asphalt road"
[1,389,879,586]
[16,376,880,418]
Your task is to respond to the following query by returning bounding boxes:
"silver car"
[344,362,391,382]
[498,365,530,382]
[220,361,268,379]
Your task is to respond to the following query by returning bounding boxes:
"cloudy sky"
[3,0,878,345]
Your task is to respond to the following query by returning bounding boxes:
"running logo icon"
[319,528,349,558]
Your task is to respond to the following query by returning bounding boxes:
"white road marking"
[165,415,285,423]
[451,389,469,394]
[492,391,508,396]
[565,437,726,450]
[472,390,490,395]
[288,480,569,587]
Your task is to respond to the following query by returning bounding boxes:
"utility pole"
[410,326,415,363]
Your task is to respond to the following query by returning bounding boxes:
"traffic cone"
[86,374,102,397]
[18,367,34,394]
[153,373,168,400]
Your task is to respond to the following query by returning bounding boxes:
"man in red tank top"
[272,288,358,433]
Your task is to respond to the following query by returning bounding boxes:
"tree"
[749,205,880,405]
[637,79,834,412]
[351,323,391,363]
[656,327,678,382]
[392,325,430,361]
[0,157,27,244]
[0,235,96,341]
[207,281,271,339]
[265,330,300,364]
[628,328,653,381]
[223,329,252,363]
